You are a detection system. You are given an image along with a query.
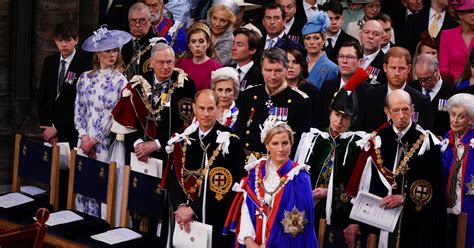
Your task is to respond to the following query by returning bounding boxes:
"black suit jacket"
[286,16,306,46]
[410,80,458,137]
[233,62,264,91]
[99,0,137,31]
[37,51,92,147]
[327,30,359,64]
[367,50,387,85]
[400,7,459,55]
[320,76,372,128]
[360,84,433,132]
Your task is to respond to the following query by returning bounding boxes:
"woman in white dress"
[73,26,132,217]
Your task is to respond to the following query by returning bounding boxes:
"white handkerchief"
[0,193,34,208]
[130,152,163,178]
[91,228,142,245]
[57,142,71,169]
[40,210,84,226]
[173,221,213,248]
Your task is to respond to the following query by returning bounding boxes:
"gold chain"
[140,80,178,120]
[179,141,222,195]
[374,133,425,177]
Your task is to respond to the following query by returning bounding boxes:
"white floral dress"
[73,68,127,217]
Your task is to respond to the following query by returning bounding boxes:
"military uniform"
[295,128,366,247]
[346,123,447,248]
[166,122,245,247]
[121,29,158,79]
[234,83,312,157]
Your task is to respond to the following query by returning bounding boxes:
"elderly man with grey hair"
[111,42,195,240]
[211,67,240,129]
[441,93,474,248]
[346,89,447,248]
[411,53,458,137]
[234,47,312,159]
[121,2,158,79]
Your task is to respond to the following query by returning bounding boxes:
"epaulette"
[291,87,309,99]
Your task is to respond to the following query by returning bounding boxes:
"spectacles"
[129,18,149,25]
[337,54,358,61]
[155,60,175,66]
[417,71,436,84]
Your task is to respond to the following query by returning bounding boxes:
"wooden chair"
[66,149,117,226]
[5,134,59,221]
[44,149,117,241]
[0,208,49,248]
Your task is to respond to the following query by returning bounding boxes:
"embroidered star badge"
[280,206,308,238]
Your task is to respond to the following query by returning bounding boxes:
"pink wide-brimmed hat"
[449,0,474,11]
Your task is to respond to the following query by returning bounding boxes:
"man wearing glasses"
[122,2,158,78]
[320,40,372,128]
[359,46,433,132]
[111,42,196,244]
[411,54,458,137]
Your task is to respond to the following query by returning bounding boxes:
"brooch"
[281,206,308,237]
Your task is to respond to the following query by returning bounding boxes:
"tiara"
[187,22,211,38]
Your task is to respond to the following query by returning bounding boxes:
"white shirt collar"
[362,49,380,69]
[326,29,341,46]
[424,78,443,100]
[284,17,295,34]
[392,120,412,138]
[60,49,76,65]
[237,60,254,74]
[387,82,407,95]
[303,1,319,19]
[381,43,391,54]
[199,127,212,139]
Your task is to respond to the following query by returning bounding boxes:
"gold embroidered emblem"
[340,193,350,203]
[208,167,232,201]
[99,166,105,178]
[281,206,308,237]
[465,175,474,196]
[328,230,334,244]
[78,160,83,171]
[132,176,138,188]
[155,184,163,195]
[142,58,151,73]
[410,179,432,211]
[178,98,193,122]
[42,151,49,162]
[22,145,27,156]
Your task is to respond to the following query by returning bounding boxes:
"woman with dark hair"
[412,31,439,80]
[456,46,474,93]
[302,11,339,89]
[286,48,323,127]
[176,22,222,90]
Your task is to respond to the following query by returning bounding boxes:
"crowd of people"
[35,0,474,247]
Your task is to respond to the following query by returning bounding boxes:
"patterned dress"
[74,68,127,217]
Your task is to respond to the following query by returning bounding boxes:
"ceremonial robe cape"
[441,129,474,248]
[295,128,364,231]
[346,123,447,248]
[111,69,196,163]
[231,159,317,248]
[167,122,245,247]
[154,17,187,56]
